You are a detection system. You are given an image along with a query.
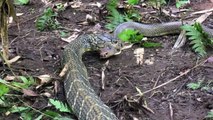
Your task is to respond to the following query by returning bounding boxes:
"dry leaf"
[8,56,21,64]
[144,57,155,65]
[61,32,79,43]
[37,74,51,84]
[59,64,69,77]
[207,56,213,63]
[41,92,51,97]
[4,75,16,81]
[22,89,39,97]
[70,1,82,8]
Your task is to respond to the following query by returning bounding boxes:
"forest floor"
[1,0,213,120]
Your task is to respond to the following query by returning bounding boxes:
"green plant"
[118,29,162,48]
[181,22,213,57]
[0,83,9,97]
[176,0,190,8]
[0,77,72,120]
[12,76,35,89]
[36,8,60,31]
[187,79,213,92]
[49,99,71,113]
[118,29,143,43]
[105,0,127,31]
[55,3,65,11]
[127,0,139,5]
[105,0,141,31]
[14,0,30,5]
[187,81,202,90]
[205,111,213,119]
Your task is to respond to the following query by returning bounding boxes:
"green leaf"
[21,112,33,120]
[12,76,35,89]
[187,82,201,90]
[127,0,139,5]
[49,99,71,113]
[181,22,211,57]
[59,31,68,38]
[118,29,143,43]
[0,83,9,97]
[34,114,43,120]
[14,0,30,5]
[205,111,213,118]
[176,0,189,8]
[44,110,60,118]
[141,41,162,48]
[10,106,30,113]
[36,8,60,31]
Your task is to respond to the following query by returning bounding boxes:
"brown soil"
[1,0,213,120]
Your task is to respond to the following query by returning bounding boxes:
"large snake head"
[95,33,122,58]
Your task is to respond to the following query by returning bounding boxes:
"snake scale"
[63,21,213,120]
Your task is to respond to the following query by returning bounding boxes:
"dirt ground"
[1,0,213,120]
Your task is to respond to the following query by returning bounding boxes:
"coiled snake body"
[63,21,213,120]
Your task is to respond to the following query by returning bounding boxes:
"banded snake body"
[63,21,213,120]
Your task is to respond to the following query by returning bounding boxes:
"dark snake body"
[63,21,213,120]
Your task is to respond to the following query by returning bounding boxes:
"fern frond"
[181,22,211,57]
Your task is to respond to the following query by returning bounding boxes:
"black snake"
[62,21,213,120]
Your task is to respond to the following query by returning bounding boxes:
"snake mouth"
[100,48,121,58]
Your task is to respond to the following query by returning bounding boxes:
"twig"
[101,60,109,90]
[191,8,213,15]
[136,58,208,96]
[169,102,173,120]
[149,72,164,98]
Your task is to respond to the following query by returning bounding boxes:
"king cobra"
[63,21,213,120]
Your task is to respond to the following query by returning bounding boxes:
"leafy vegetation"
[0,82,9,97]
[14,0,30,5]
[187,81,202,90]
[176,0,190,8]
[0,77,71,120]
[187,79,213,93]
[181,22,213,57]
[118,29,143,43]
[118,29,162,48]
[127,0,139,5]
[105,0,141,31]
[49,99,71,113]
[205,111,213,119]
[36,8,60,31]
[105,0,128,31]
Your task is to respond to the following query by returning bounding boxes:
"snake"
[62,21,213,120]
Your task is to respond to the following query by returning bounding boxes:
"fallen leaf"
[207,56,213,63]
[61,32,79,43]
[8,56,21,64]
[4,75,16,81]
[70,1,82,8]
[37,74,51,84]
[22,89,38,97]
[59,64,69,77]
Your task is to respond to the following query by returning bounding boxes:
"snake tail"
[114,21,213,38]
